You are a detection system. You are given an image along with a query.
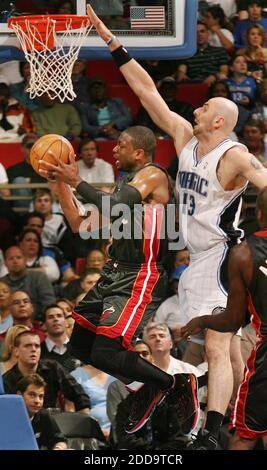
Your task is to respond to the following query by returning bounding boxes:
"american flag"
[130,6,165,30]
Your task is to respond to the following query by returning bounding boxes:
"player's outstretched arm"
[227,147,267,189]
[87,4,193,154]
[240,152,267,189]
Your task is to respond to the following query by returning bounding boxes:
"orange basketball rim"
[8,14,92,102]
[8,14,91,50]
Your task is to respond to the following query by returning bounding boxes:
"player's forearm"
[108,39,168,129]
[56,182,84,232]
[104,28,155,94]
[76,181,142,213]
[199,311,241,332]
[102,31,172,134]
[121,57,156,97]
[243,157,267,188]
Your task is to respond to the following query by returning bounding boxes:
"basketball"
[30,134,75,174]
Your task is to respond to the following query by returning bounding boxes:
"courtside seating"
[0,393,38,450]
[87,60,126,84]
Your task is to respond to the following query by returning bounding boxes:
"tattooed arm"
[242,154,267,189]
[226,147,267,189]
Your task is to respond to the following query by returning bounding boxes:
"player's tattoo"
[250,156,263,171]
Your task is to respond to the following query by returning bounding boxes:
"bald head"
[209,97,239,133]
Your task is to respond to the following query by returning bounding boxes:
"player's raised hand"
[87,4,121,50]
[86,4,110,41]
[39,152,82,188]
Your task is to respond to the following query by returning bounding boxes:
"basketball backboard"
[0,0,197,62]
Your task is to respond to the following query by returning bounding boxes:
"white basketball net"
[11,17,92,102]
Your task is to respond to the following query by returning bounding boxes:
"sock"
[205,411,224,438]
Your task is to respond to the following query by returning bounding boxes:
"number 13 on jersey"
[182,192,196,215]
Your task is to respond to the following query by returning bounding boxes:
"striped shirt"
[184,45,229,81]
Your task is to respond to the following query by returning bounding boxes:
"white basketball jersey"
[176,137,248,254]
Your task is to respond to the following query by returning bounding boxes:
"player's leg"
[228,341,267,451]
[68,282,104,363]
[91,270,199,436]
[206,330,233,426]
[186,247,233,449]
[91,333,198,434]
[188,329,233,450]
[230,334,244,405]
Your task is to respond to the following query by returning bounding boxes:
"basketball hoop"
[8,15,92,102]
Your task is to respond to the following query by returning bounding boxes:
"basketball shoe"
[125,373,198,434]
[165,373,199,434]
[187,429,220,450]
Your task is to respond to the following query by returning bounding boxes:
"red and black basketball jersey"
[247,231,267,338]
[108,164,172,266]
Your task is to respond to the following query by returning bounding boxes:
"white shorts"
[178,243,238,344]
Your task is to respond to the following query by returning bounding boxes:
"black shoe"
[125,383,167,434]
[125,373,198,435]
[187,429,220,450]
[165,373,199,434]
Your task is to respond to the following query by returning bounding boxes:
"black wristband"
[111,45,132,68]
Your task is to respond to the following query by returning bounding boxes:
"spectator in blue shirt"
[225,55,257,108]
[80,76,132,140]
[234,0,267,49]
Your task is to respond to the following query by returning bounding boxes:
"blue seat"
[0,395,38,450]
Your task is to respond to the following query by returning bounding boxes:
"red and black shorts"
[229,339,267,439]
[73,260,167,350]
